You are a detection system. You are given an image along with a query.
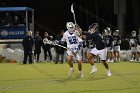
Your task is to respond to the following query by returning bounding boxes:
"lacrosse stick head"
[88,23,98,33]
[71,4,74,13]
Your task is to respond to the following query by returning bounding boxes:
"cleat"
[79,72,84,78]
[68,68,74,76]
[107,69,111,76]
[90,67,97,74]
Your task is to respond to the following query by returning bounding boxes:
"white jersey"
[61,30,82,49]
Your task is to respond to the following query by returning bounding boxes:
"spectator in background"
[22,31,34,64]
[34,31,42,62]
[13,15,20,26]
[43,32,53,62]
[54,30,66,64]
[4,12,13,26]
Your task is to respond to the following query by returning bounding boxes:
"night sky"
[0,0,140,37]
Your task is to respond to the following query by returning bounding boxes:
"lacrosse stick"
[53,42,80,54]
[71,4,77,24]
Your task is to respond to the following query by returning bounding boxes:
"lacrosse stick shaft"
[54,43,68,50]
[73,13,77,24]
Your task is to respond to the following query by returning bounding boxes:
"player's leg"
[117,46,121,62]
[67,50,74,76]
[110,49,114,62]
[76,52,84,77]
[67,55,74,75]
[130,47,136,61]
[106,48,110,62]
[102,60,111,76]
[99,48,111,76]
[138,52,140,61]
[87,48,98,74]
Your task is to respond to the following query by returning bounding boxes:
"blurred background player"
[82,23,111,76]
[81,32,88,62]
[103,27,114,62]
[129,30,139,62]
[123,37,130,61]
[112,30,121,62]
[61,22,84,77]
[137,30,140,61]
[22,31,34,64]
[34,31,42,62]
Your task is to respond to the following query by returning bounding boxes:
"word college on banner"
[0,26,26,39]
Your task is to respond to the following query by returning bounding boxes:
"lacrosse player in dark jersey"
[104,27,114,62]
[113,30,121,62]
[82,23,111,76]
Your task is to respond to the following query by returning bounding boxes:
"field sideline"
[0,62,140,93]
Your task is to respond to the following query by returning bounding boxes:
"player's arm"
[75,24,83,35]
[81,32,92,40]
[117,36,121,45]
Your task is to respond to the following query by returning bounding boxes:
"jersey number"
[68,36,77,44]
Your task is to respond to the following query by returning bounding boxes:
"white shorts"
[87,48,92,54]
[113,46,120,52]
[107,47,113,52]
[131,47,137,52]
[67,50,82,61]
[90,47,107,61]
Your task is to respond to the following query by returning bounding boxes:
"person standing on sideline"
[22,31,34,64]
[61,22,84,77]
[54,30,66,64]
[43,32,53,62]
[82,23,111,76]
[34,31,42,62]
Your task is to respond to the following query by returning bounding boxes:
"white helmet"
[106,27,110,31]
[66,22,75,33]
[105,27,111,35]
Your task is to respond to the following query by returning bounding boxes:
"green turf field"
[0,62,140,93]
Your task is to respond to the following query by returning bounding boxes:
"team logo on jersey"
[0,30,8,37]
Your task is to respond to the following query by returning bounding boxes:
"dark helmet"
[88,23,98,30]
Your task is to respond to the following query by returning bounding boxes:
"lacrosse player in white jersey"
[61,22,84,77]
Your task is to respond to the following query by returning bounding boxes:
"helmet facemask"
[66,22,75,33]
